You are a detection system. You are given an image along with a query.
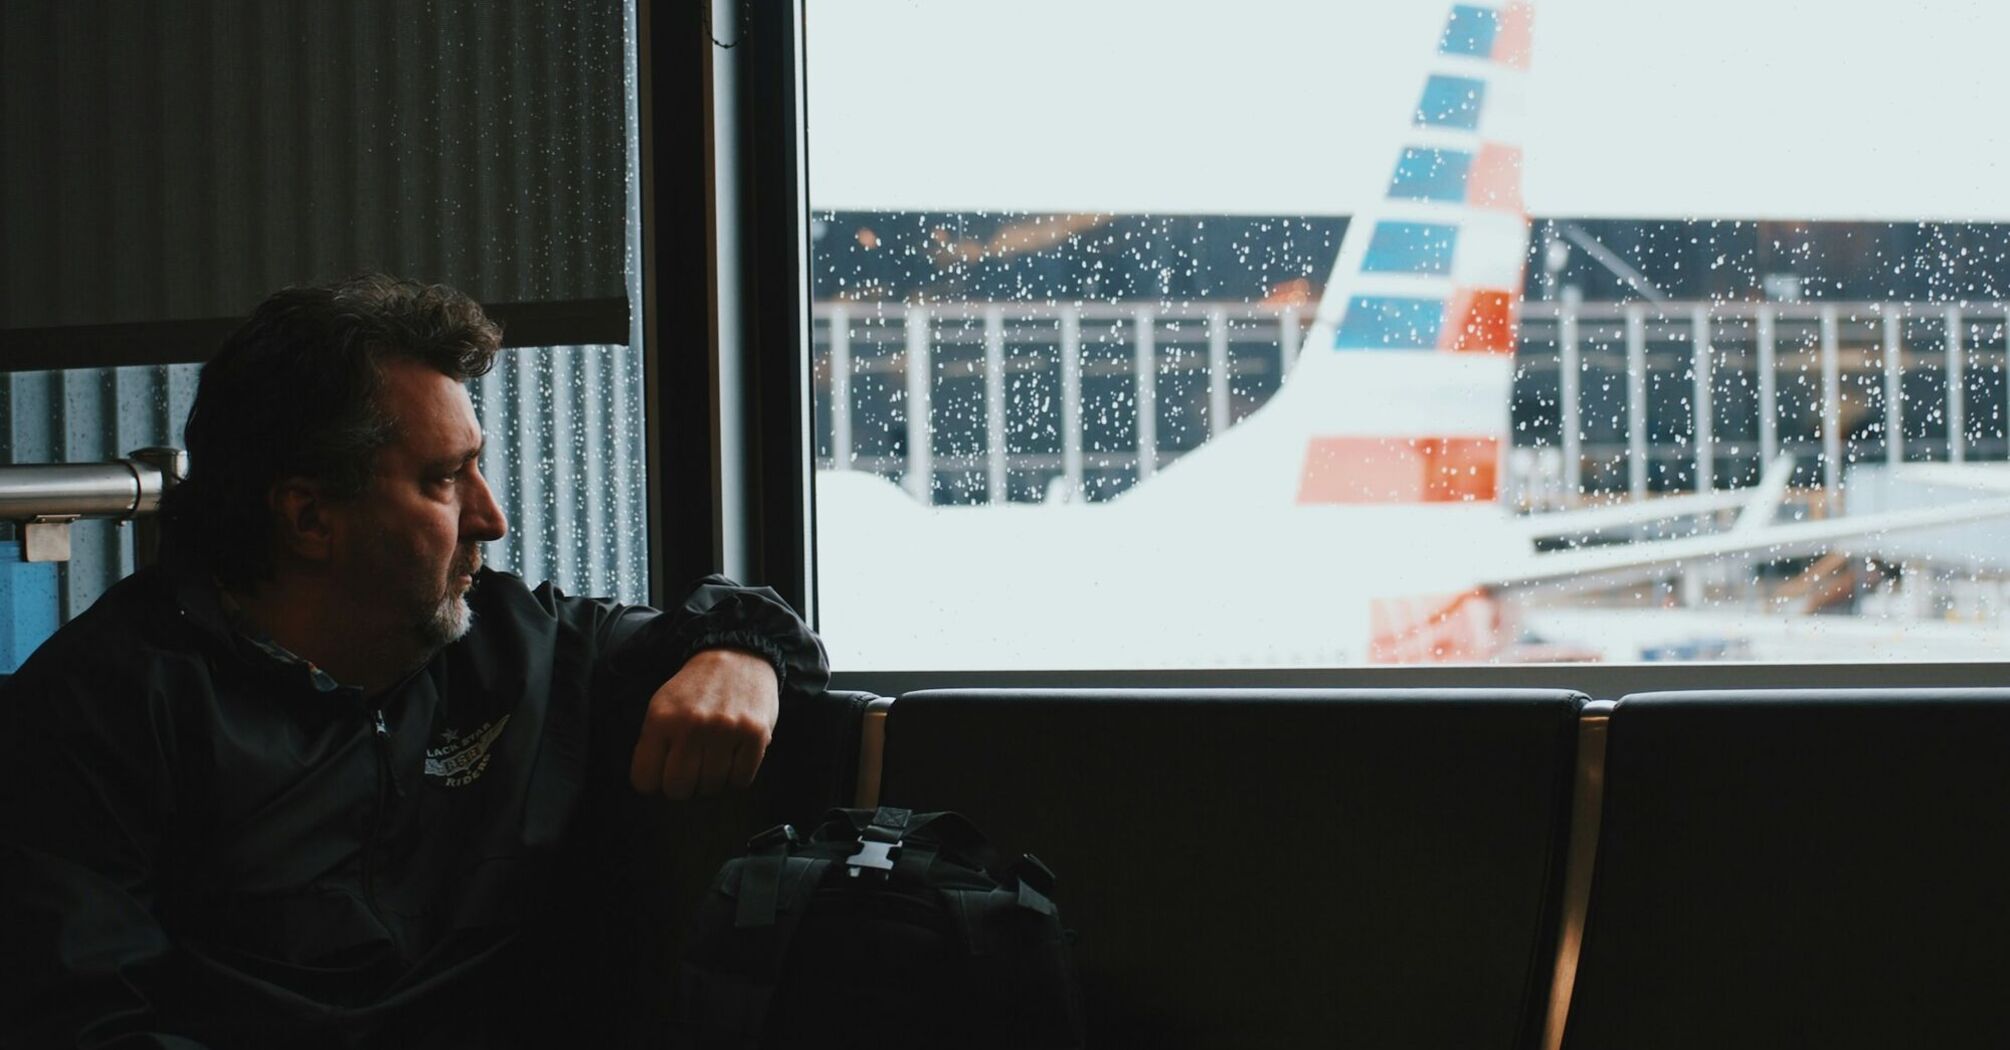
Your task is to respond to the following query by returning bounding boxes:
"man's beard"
[418,591,473,649]
[415,548,481,649]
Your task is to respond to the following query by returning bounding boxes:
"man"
[0,275,829,1047]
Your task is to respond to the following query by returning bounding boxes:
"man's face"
[330,357,508,651]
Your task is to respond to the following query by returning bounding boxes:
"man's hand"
[628,648,779,800]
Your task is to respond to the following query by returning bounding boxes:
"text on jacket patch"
[425,715,511,788]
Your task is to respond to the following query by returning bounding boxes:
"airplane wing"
[1510,489,1752,543]
[1489,494,2010,597]
[1508,455,1798,545]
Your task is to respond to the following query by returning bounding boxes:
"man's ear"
[269,477,336,563]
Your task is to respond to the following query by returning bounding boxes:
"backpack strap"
[679,826,835,1048]
[891,842,939,883]
[1014,853,1060,917]
[730,824,835,975]
[735,823,799,929]
[940,879,1085,1047]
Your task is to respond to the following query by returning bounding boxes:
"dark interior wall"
[0,0,629,335]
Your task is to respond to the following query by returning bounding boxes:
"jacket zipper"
[362,708,393,922]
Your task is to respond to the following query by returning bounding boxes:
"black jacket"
[0,558,828,1048]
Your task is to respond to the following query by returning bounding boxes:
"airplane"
[810,0,2010,670]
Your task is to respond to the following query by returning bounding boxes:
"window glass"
[468,345,649,605]
[807,0,2010,669]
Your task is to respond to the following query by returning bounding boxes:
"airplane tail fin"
[1128,1,1534,511]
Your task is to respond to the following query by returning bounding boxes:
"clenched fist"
[627,648,779,799]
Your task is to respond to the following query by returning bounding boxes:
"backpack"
[672,806,1084,1049]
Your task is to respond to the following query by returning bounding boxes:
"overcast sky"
[805,0,2010,222]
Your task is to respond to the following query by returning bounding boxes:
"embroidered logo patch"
[424,715,510,788]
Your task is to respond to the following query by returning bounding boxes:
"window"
[1,1,649,663]
[805,1,2010,672]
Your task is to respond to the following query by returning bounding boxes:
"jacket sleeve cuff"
[641,574,830,697]
[677,631,791,690]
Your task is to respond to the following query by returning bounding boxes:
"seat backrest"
[1562,689,2010,1050]
[873,688,1586,1050]
[764,687,878,827]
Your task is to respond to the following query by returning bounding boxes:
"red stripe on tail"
[1297,436,1501,504]
[1493,1,1534,70]
[1441,288,1518,353]
[1464,143,1524,213]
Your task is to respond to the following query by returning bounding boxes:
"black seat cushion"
[878,688,1585,1050]
[1564,689,2010,1050]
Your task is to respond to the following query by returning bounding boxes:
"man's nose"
[463,465,509,542]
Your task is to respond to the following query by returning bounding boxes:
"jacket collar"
[155,545,358,698]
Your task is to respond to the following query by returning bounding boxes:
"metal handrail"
[0,462,162,520]
[0,448,186,563]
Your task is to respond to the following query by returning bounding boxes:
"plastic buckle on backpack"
[846,837,900,878]
[1016,853,1057,894]
[748,823,799,850]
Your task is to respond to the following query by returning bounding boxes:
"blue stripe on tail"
[1362,222,1460,275]
[1388,148,1473,202]
[1439,5,1501,57]
[1414,74,1487,130]
[1334,296,1445,350]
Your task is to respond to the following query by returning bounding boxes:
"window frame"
[636,0,816,616]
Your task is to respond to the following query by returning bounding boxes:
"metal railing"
[814,298,2010,510]
[0,448,184,564]
[1518,297,2010,507]
[815,301,1304,504]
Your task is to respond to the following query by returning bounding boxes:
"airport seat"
[868,688,1587,1050]
[1560,689,2010,1050]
